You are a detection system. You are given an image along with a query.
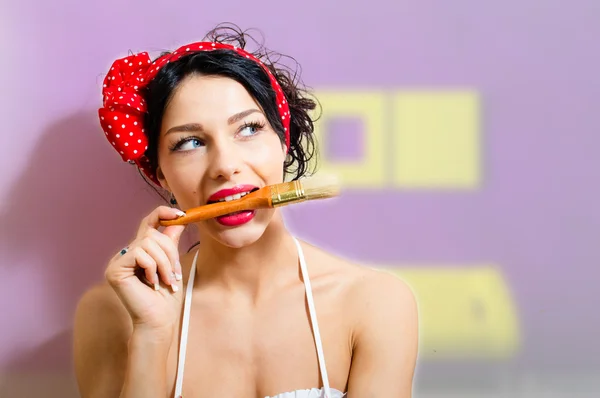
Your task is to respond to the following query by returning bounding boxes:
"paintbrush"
[159,174,340,226]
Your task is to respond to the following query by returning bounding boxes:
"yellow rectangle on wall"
[311,90,387,188]
[378,265,520,359]
[392,91,481,188]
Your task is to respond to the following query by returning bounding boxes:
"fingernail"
[171,284,179,293]
[175,210,186,217]
[154,274,160,290]
[154,283,160,291]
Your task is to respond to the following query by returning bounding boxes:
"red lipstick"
[215,210,256,226]
[206,184,258,227]
[207,184,258,203]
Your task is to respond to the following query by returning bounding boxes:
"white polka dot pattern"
[98,41,291,184]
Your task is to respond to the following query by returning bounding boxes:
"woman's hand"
[105,206,187,336]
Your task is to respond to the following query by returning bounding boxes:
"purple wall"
[1,0,599,395]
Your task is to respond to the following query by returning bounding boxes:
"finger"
[140,238,178,292]
[161,226,186,274]
[105,246,149,286]
[137,206,185,238]
[161,223,186,246]
[131,247,160,290]
[133,265,153,289]
[147,229,183,280]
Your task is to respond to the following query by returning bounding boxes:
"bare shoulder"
[289,241,418,394]
[300,240,417,328]
[301,240,415,300]
[74,282,132,358]
[73,282,131,396]
[74,282,131,337]
[297,240,363,291]
[349,266,417,315]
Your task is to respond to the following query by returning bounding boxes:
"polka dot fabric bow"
[98,42,291,184]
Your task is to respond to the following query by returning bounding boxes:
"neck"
[193,213,299,301]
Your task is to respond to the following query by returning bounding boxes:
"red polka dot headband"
[98,42,291,184]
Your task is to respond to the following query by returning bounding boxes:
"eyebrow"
[227,108,262,124]
[165,123,203,136]
[165,109,262,136]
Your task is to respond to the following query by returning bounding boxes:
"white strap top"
[174,238,345,398]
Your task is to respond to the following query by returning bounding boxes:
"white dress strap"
[174,249,199,398]
[293,238,332,397]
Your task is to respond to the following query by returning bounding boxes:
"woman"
[73,25,418,398]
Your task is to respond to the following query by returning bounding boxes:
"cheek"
[160,153,206,191]
[244,138,286,177]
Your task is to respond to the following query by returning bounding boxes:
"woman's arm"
[73,284,174,398]
[346,271,419,397]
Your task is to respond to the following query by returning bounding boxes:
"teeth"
[216,191,252,203]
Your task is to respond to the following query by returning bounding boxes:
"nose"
[206,140,242,181]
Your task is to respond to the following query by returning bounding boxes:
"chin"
[203,208,277,249]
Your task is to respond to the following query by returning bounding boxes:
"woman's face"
[156,74,287,248]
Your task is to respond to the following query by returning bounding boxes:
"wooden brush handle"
[159,196,271,226]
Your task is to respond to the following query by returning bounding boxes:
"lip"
[216,210,256,227]
[207,184,259,203]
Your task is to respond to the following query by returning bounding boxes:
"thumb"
[162,224,186,247]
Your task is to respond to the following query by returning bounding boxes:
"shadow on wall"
[0,111,197,397]
[0,330,78,397]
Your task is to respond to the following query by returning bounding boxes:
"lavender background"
[1,0,599,396]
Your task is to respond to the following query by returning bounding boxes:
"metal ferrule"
[270,180,306,207]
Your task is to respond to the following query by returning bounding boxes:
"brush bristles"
[299,174,341,200]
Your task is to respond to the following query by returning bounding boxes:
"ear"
[155,165,171,192]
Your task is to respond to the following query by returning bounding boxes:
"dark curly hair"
[140,23,320,194]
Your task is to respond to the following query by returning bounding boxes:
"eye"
[238,121,265,138]
[171,137,203,152]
